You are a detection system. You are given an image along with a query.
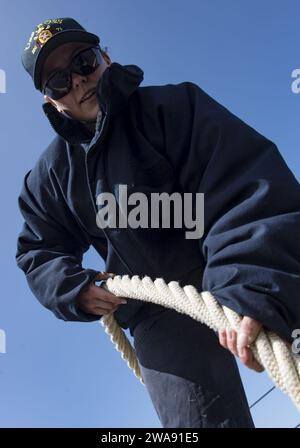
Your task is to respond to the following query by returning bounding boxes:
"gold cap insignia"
[37,29,53,45]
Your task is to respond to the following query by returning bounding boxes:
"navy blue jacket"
[16,62,300,342]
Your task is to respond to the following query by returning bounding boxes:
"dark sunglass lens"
[45,71,70,99]
[48,70,69,89]
[73,48,102,75]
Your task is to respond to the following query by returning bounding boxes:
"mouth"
[80,89,96,104]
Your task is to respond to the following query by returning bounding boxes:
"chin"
[81,105,99,121]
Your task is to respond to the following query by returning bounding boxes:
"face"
[41,41,111,122]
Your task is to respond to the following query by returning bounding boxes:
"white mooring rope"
[99,275,300,412]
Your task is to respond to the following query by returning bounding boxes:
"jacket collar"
[42,62,144,145]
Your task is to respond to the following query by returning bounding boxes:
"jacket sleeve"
[16,156,106,322]
[159,82,300,342]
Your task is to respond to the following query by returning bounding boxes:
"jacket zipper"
[84,110,107,217]
[84,110,134,275]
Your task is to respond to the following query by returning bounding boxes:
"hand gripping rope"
[100,275,300,412]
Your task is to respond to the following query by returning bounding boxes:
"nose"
[71,71,88,89]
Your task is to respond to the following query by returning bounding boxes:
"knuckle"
[228,341,234,351]
[218,332,224,341]
[219,336,225,346]
[242,322,252,333]
[243,319,259,333]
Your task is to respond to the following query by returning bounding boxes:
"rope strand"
[100,275,300,412]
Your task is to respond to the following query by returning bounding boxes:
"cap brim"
[34,29,100,90]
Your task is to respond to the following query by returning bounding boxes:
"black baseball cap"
[21,17,100,91]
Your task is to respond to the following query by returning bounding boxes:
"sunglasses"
[42,46,103,100]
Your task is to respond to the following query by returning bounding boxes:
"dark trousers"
[130,304,255,428]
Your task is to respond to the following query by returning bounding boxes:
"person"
[16,17,300,428]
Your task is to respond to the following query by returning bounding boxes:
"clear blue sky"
[0,0,299,428]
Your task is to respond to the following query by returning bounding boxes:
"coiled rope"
[100,274,300,412]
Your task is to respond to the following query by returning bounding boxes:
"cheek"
[90,65,107,82]
[59,95,76,110]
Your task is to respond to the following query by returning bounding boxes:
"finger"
[237,317,262,357]
[91,299,117,311]
[238,346,251,365]
[90,307,113,316]
[93,298,126,313]
[239,347,264,372]
[90,285,127,304]
[237,331,250,357]
[226,329,238,356]
[244,347,264,372]
[240,316,262,343]
[94,271,116,281]
[94,304,120,315]
[90,307,106,316]
[77,299,111,315]
[248,360,264,372]
[96,292,127,305]
[219,329,228,349]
